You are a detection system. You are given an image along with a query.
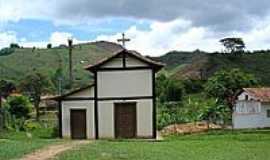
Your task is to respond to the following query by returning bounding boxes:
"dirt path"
[19,140,90,160]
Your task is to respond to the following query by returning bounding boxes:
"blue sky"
[1,0,270,56]
[2,18,151,42]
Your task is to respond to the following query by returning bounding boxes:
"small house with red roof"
[233,88,270,128]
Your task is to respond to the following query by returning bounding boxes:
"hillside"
[1,41,270,93]
[0,41,123,91]
[157,51,270,86]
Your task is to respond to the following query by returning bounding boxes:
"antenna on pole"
[117,33,130,48]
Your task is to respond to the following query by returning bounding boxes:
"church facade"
[55,49,164,139]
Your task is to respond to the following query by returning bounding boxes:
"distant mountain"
[156,50,270,86]
[0,41,123,90]
[1,40,270,94]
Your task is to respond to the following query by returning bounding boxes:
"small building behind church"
[53,49,164,139]
[233,88,270,129]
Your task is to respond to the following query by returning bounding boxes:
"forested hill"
[1,41,270,94]
[155,50,270,86]
[0,41,122,89]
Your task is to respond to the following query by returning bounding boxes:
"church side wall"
[62,100,95,139]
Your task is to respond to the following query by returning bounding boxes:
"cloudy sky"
[1,0,270,55]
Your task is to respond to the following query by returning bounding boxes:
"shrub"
[24,120,42,131]
[4,95,32,119]
[0,47,15,56]
[47,43,52,49]
[10,43,20,48]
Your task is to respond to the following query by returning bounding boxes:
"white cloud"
[96,18,270,56]
[0,31,85,49]
[96,19,221,56]
[0,31,17,48]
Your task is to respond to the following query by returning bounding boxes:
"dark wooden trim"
[152,69,156,139]
[58,100,62,138]
[123,51,126,68]
[97,96,153,101]
[94,71,99,139]
[97,66,153,71]
[62,97,95,101]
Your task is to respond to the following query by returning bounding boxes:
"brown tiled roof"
[42,84,94,101]
[243,88,270,102]
[84,49,165,72]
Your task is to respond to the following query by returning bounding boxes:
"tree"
[0,80,16,108]
[156,73,184,103]
[19,73,52,121]
[220,38,245,55]
[204,69,257,111]
[47,43,52,49]
[10,43,20,49]
[4,95,32,119]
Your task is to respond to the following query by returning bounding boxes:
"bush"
[0,47,15,56]
[4,95,32,119]
[47,43,52,49]
[24,120,42,131]
[10,43,20,48]
[182,79,204,94]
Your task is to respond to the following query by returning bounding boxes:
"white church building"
[53,49,164,139]
[233,88,270,129]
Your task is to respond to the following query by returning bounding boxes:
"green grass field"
[55,130,270,160]
[0,128,61,160]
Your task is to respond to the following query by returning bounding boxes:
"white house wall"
[97,70,152,98]
[126,55,148,67]
[62,100,95,139]
[98,99,153,138]
[233,102,270,128]
[101,57,123,68]
[66,87,94,98]
[238,92,256,101]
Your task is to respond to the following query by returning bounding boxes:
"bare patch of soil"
[19,140,90,160]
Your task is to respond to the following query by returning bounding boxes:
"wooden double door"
[114,102,137,138]
[70,109,87,139]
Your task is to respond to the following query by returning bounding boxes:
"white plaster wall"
[62,100,95,139]
[238,92,256,100]
[126,55,148,67]
[233,103,270,128]
[97,70,152,98]
[67,87,94,98]
[101,57,123,68]
[98,99,153,138]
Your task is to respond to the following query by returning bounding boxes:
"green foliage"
[204,69,258,110]
[0,79,16,98]
[182,79,204,94]
[24,120,42,131]
[47,43,52,49]
[0,47,15,56]
[220,37,245,55]
[0,42,121,93]
[4,95,32,119]
[156,73,184,103]
[20,72,53,121]
[10,43,20,49]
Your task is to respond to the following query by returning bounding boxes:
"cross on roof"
[117,33,130,48]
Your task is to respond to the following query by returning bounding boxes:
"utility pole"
[117,33,130,48]
[58,77,63,95]
[68,38,73,86]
